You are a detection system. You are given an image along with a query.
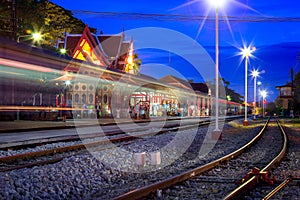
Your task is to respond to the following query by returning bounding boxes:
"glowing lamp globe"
[209,0,226,7]
[65,80,71,86]
[251,69,259,78]
[127,56,133,64]
[60,48,67,54]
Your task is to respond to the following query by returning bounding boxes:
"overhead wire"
[72,10,300,23]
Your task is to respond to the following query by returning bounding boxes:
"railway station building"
[0,25,230,120]
[55,25,212,119]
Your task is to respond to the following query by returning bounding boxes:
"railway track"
[0,118,215,172]
[0,117,211,150]
[0,117,267,199]
[113,118,288,200]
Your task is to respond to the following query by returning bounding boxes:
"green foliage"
[293,71,300,111]
[133,53,142,75]
[205,78,243,103]
[0,0,13,37]
[38,1,87,45]
[18,0,44,33]
[226,86,244,103]
[0,0,95,46]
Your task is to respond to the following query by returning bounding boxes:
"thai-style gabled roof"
[120,41,130,55]
[97,35,122,60]
[59,25,132,73]
[64,35,81,55]
[116,41,131,70]
[71,25,108,66]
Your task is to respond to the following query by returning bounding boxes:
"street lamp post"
[241,46,255,126]
[210,0,225,132]
[17,33,42,43]
[251,69,259,120]
[257,81,262,110]
[215,4,220,131]
[260,90,267,118]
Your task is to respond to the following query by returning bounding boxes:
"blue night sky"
[51,0,300,102]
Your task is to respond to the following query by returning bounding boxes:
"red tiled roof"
[120,42,130,56]
[65,36,81,55]
[98,35,122,59]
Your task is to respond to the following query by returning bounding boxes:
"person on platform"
[134,101,140,119]
[62,103,67,122]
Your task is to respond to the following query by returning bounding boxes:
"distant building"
[276,83,294,116]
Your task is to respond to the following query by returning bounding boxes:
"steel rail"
[0,118,211,150]
[262,177,292,200]
[113,119,270,200]
[0,157,63,172]
[223,119,288,200]
[0,120,210,171]
[2,115,240,162]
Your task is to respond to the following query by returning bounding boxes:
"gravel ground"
[0,120,271,199]
[160,120,284,200]
[244,122,300,200]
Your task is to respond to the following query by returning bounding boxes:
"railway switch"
[239,167,276,186]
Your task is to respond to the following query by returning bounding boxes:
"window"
[82,94,86,103]
[75,94,79,103]
[103,85,108,91]
[104,94,108,104]
[89,94,93,103]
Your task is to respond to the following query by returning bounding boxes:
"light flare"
[260,90,267,98]
[170,0,259,41]
[251,69,259,78]
[32,33,42,42]
[209,0,226,8]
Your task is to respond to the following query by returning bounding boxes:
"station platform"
[0,117,197,149]
[0,115,211,133]
[0,116,246,149]
[0,117,168,133]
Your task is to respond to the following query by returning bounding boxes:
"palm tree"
[133,54,142,75]
[125,53,142,75]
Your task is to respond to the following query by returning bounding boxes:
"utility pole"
[290,67,294,91]
[10,0,17,40]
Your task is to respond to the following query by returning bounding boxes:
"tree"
[0,0,95,47]
[221,78,243,103]
[17,0,44,35]
[125,53,142,75]
[0,0,14,38]
[225,87,244,103]
[205,78,243,103]
[293,71,300,114]
[133,53,142,75]
[37,1,87,46]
